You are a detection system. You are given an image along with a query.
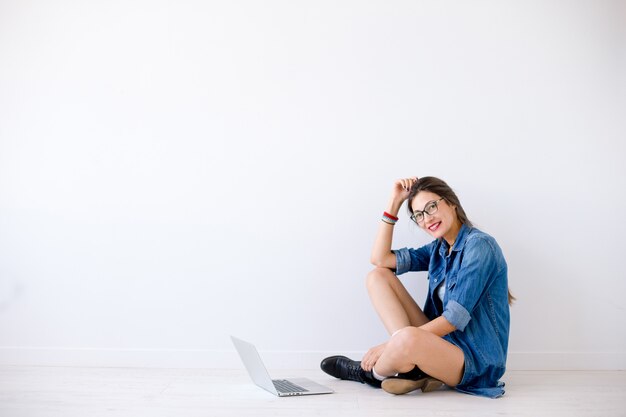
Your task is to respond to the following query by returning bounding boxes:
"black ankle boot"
[320,356,381,388]
[396,365,427,380]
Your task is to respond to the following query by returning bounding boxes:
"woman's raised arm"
[370,177,418,269]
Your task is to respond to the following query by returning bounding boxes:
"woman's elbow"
[370,254,394,268]
[370,256,384,267]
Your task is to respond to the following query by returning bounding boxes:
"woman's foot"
[381,366,444,395]
[320,356,381,388]
[382,376,444,394]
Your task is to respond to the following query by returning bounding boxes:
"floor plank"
[1,367,625,417]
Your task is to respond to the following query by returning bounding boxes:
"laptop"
[230,336,334,397]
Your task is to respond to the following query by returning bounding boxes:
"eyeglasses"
[410,198,445,224]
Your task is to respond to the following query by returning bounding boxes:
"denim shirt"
[394,224,510,398]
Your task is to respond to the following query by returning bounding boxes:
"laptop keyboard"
[272,379,309,394]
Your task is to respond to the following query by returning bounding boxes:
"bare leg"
[374,327,464,387]
[366,267,429,334]
[362,267,431,372]
[366,267,464,386]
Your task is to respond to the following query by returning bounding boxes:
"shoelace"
[346,361,365,383]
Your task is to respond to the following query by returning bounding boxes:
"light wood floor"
[1,366,625,417]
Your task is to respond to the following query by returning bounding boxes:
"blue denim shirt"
[394,224,510,398]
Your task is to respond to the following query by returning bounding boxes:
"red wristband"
[383,212,399,221]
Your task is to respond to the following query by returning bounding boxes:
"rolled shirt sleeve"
[392,241,436,275]
[443,300,472,331]
[393,248,413,275]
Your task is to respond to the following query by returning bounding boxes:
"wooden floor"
[1,366,625,417]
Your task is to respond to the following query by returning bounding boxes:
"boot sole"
[382,377,444,395]
[422,377,444,393]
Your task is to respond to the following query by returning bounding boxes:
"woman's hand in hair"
[391,177,418,204]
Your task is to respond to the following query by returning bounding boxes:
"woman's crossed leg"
[365,267,464,388]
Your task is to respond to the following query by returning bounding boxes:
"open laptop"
[230,336,334,397]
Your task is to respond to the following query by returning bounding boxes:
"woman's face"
[410,191,458,240]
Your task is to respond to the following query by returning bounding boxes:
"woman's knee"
[365,267,395,291]
[390,327,428,358]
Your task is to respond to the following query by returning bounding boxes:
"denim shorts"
[446,335,506,399]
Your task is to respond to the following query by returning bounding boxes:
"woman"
[321,176,512,398]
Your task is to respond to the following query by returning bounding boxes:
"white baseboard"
[0,347,624,370]
[506,351,626,371]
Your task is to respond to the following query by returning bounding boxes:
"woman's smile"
[427,221,442,232]
[411,190,462,246]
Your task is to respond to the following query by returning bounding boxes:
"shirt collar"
[438,223,471,256]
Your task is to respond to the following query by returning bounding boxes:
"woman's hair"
[407,176,473,227]
[407,176,516,305]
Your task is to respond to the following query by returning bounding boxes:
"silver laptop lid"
[230,336,278,395]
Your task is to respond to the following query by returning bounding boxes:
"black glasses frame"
[410,198,445,224]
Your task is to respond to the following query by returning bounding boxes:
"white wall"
[1,0,625,370]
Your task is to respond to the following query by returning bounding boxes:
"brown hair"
[407,176,516,305]
[407,176,472,227]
